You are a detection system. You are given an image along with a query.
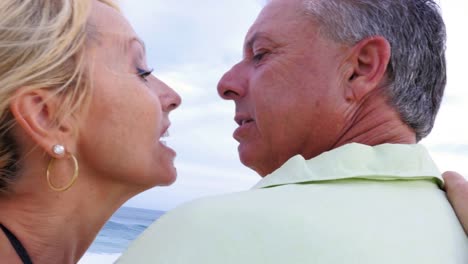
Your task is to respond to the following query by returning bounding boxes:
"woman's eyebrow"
[125,36,146,55]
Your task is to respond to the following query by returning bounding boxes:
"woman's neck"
[0,168,134,264]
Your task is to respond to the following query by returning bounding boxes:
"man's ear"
[344,36,391,102]
[9,88,75,157]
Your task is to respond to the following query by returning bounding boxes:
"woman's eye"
[136,67,153,81]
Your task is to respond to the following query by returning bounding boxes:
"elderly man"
[118,0,468,263]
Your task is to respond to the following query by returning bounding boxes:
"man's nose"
[217,62,247,100]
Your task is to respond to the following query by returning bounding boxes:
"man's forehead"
[243,0,307,47]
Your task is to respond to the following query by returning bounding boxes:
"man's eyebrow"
[243,32,275,58]
[245,33,257,51]
[244,32,273,51]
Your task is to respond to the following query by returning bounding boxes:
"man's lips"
[233,115,255,141]
[234,114,254,126]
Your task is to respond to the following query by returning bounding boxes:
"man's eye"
[136,67,153,81]
[253,51,267,62]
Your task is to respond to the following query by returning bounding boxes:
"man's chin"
[238,149,271,177]
[238,143,253,164]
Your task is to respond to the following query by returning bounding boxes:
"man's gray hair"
[303,0,446,141]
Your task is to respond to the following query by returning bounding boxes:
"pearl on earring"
[52,144,65,156]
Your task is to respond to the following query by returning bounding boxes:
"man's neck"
[333,90,417,148]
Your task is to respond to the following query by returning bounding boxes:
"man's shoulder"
[158,188,269,222]
[117,189,274,263]
[162,183,306,220]
[118,182,468,264]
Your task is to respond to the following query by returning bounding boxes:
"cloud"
[429,144,468,155]
[126,161,258,210]
[120,0,468,210]
[117,0,262,210]
[421,0,468,178]
[119,0,262,69]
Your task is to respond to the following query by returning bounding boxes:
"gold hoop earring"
[46,154,79,192]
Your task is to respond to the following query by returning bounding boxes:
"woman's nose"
[158,80,182,112]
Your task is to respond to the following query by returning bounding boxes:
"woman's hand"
[443,171,468,234]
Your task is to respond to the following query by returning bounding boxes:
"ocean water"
[78,206,165,264]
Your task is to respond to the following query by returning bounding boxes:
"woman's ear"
[343,36,391,102]
[9,88,75,157]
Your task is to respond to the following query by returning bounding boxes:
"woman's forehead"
[89,0,135,41]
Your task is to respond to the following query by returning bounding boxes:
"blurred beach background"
[79,0,467,263]
[79,207,164,263]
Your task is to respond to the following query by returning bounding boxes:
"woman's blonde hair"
[0,0,118,193]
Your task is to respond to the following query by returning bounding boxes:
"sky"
[118,0,468,211]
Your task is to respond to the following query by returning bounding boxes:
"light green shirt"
[118,143,468,264]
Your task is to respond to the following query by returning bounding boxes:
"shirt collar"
[253,143,442,189]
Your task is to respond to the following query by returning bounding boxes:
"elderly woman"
[0,0,180,263]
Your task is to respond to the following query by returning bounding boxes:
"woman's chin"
[158,167,177,186]
[147,163,177,187]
